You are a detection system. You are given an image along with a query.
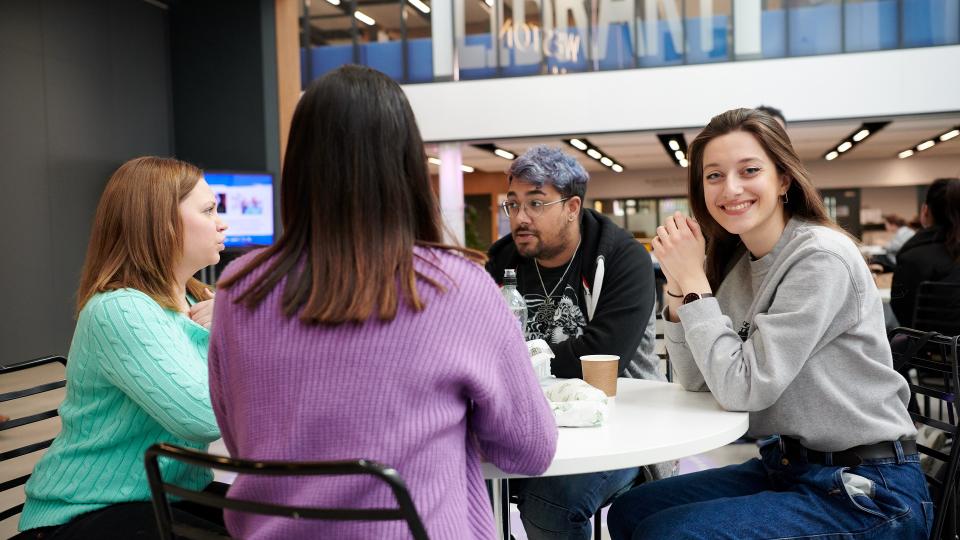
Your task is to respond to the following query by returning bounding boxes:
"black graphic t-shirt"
[515,252,587,345]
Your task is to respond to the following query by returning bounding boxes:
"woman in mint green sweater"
[17,156,229,539]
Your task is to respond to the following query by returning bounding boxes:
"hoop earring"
[782,191,789,204]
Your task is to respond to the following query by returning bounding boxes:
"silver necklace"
[533,238,581,321]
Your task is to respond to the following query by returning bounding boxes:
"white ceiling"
[434,113,960,174]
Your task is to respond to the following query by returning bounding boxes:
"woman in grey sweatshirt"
[607,108,932,540]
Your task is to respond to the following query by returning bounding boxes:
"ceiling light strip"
[563,138,625,173]
[822,121,890,161]
[897,124,960,159]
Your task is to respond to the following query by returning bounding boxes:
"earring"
[568,215,576,222]
[781,191,789,204]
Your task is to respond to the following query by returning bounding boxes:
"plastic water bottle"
[501,269,528,335]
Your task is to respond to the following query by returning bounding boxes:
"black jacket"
[485,209,656,378]
[890,226,960,327]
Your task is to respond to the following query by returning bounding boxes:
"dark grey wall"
[0,0,174,362]
[169,0,280,176]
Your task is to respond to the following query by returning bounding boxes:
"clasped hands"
[652,211,711,296]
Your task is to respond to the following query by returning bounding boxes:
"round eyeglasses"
[500,197,570,218]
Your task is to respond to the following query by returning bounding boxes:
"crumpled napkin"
[543,379,609,427]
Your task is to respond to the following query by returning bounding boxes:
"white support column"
[734,0,763,58]
[432,0,455,80]
[438,143,466,245]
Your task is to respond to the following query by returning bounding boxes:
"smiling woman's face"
[701,130,789,247]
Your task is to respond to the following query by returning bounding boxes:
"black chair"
[0,356,67,526]
[889,328,960,540]
[913,281,960,337]
[144,443,429,540]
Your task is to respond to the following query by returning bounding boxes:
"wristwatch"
[682,292,714,305]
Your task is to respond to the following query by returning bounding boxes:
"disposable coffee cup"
[580,355,619,397]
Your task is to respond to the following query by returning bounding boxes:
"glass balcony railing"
[298,0,960,86]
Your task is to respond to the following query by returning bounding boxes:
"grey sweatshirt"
[666,218,915,451]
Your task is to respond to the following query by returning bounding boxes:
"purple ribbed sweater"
[208,247,558,539]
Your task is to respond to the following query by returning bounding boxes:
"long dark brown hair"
[688,108,840,290]
[925,177,960,260]
[77,157,210,315]
[219,65,483,324]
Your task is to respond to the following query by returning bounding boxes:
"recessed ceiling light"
[569,139,587,150]
[494,148,515,160]
[326,0,340,5]
[657,133,688,168]
[407,0,431,13]
[898,149,914,159]
[679,158,688,168]
[822,121,889,161]
[483,0,493,6]
[941,129,959,142]
[428,157,441,165]
[600,156,613,166]
[611,164,623,173]
[917,140,935,151]
[354,10,376,25]
[586,148,602,159]
[460,164,474,173]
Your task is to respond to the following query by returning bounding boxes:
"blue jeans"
[511,467,640,540]
[608,438,932,540]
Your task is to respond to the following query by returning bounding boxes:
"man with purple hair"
[487,145,665,539]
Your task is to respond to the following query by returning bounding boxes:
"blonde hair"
[76,156,209,314]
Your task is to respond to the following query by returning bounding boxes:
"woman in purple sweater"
[208,65,558,539]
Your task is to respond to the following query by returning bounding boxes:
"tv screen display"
[204,171,275,248]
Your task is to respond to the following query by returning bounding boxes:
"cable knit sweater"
[19,289,220,532]
[209,246,558,539]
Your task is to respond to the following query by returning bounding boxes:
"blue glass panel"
[306,44,355,82]
[637,19,684,66]
[599,23,635,70]
[362,41,403,80]
[686,15,729,64]
[903,0,960,46]
[407,38,434,83]
[845,0,898,51]
[789,1,842,55]
[459,33,499,80]
[544,27,589,73]
[761,9,787,57]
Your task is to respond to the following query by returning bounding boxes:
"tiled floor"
[509,441,760,540]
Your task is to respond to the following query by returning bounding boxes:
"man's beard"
[515,225,571,262]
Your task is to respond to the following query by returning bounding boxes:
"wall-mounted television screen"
[204,171,275,248]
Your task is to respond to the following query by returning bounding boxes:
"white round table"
[484,378,748,539]
[484,378,748,479]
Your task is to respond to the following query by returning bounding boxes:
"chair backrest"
[913,281,960,337]
[144,443,429,540]
[0,356,67,534]
[889,328,960,540]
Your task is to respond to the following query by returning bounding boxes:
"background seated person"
[17,157,229,539]
[890,177,960,328]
